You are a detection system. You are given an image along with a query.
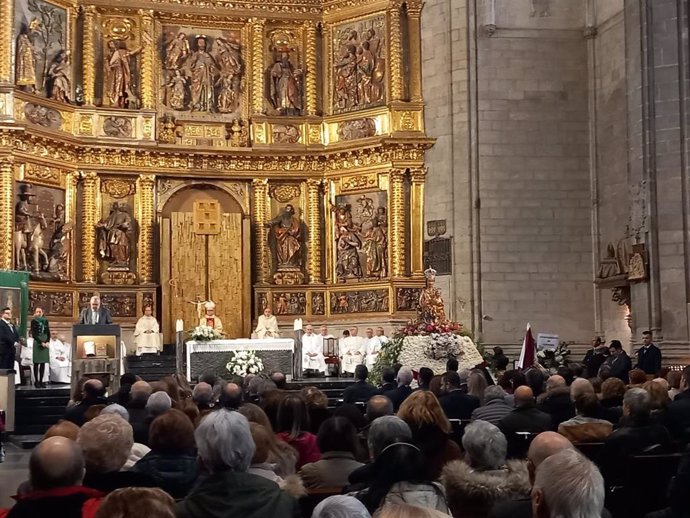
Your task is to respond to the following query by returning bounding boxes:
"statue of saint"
[47,51,71,103]
[331,203,363,281]
[189,36,219,112]
[96,202,134,265]
[267,52,302,116]
[164,32,191,70]
[266,204,304,269]
[216,75,237,113]
[105,39,143,108]
[15,29,37,92]
[165,70,188,110]
[418,267,447,323]
[598,243,621,279]
[362,208,387,278]
[334,45,357,110]
[14,184,36,270]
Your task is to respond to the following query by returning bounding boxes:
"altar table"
[186,338,294,381]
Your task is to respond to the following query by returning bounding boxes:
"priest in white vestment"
[302,324,327,375]
[199,301,223,333]
[255,307,280,339]
[341,326,365,374]
[364,327,383,370]
[48,330,71,383]
[134,306,162,355]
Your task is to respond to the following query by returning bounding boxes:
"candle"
[293,318,303,331]
[176,319,184,332]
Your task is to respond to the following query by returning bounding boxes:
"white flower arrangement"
[398,334,484,375]
[189,325,223,342]
[226,350,264,377]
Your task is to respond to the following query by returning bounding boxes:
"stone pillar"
[139,10,155,110]
[388,2,404,101]
[0,0,13,82]
[251,19,265,115]
[407,2,424,102]
[80,172,99,283]
[389,168,406,278]
[0,157,14,270]
[304,21,318,116]
[306,179,322,283]
[409,167,426,277]
[137,174,155,284]
[81,6,97,106]
[251,179,270,284]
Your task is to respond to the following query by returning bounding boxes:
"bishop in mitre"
[341,326,365,375]
[134,305,162,355]
[255,306,280,339]
[302,324,327,375]
[200,301,223,333]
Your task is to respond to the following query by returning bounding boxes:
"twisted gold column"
[409,167,426,277]
[0,157,14,270]
[139,9,155,110]
[137,174,155,284]
[82,6,97,106]
[0,0,13,82]
[407,2,424,103]
[80,172,99,282]
[389,3,404,102]
[251,19,265,115]
[389,169,406,278]
[251,179,270,284]
[65,171,78,280]
[306,179,322,283]
[304,21,318,116]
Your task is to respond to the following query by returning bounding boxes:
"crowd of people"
[1,346,690,518]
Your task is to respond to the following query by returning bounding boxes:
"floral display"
[226,350,264,377]
[188,325,223,342]
[400,320,463,336]
[536,341,572,374]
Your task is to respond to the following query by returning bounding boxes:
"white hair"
[624,387,651,418]
[397,366,413,386]
[101,404,129,421]
[570,378,594,401]
[462,420,507,470]
[367,416,412,458]
[312,495,371,518]
[483,385,507,402]
[195,409,255,473]
[533,449,604,518]
[146,392,172,417]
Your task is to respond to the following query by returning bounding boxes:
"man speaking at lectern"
[78,295,113,325]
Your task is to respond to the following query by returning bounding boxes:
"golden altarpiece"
[0,0,432,343]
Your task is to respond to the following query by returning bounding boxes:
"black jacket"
[583,348,609,378]
[131,451,199,499]
[439,390,480,420]
[78,306,112,325]
[489,496,612,518]
[538,388,575,429]
[667,389,690,440]
[6,486,103,518]
[605,352,632,383]
[0,319,19,370]
[83,470,157,494]
[343,381,378,404]
[379,382,396,393]
[383,385,413,411]
[498,405,553,458]
[635,344,662,375]
[63,397,108,426]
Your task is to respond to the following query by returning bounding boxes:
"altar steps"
[126,354,178,381]
[13,385,71,439]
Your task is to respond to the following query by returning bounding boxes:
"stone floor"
[0,442,30,509]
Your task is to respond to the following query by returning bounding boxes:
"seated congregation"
[2,360,690,518]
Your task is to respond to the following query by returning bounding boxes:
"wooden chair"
[323,338,339,377]
[299,487,344,517]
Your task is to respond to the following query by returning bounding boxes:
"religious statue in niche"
[105,39,143,109]
[15,24,38,93]
[332,203,363,281]
[265,31,303,116]
[596,239,631,280]
[266,204,307,285]
[190,36,220,111]
[47,50,71,103]
[333,16,386,113]
[46,203,72,279]
[418,267,447,324]
[164,32,191,70]
[96,202,135,267]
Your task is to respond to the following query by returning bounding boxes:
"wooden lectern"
[71,324,122,395]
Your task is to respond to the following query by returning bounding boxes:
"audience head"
[418,367,434,388]
[483,385,507,403]
[366,395,394,423]
[146,391,172,417]
[355,364,369,382]
[589,377,602,394]
[30,437,85,491]
[598,364,612,380]
[219,382,243,409]
[397,390,451,434]
[83,379,105,399]
[441,370,461,392]
[119,372,137,387]
[532,449,604,518]
[150,409,195,454]
[333,404,367,431]
[249,422,273,465]
[525,369,546,397]
[629,368,647,386]
[573,392,599,418]
[546,375,566,392]
[498,370,527,394]
[382,367,396,384]
[84,404,106,422]
[609,340,623,356]
[276,394,310,439]
[367,416,412,459]
[682,365,690,390]
[313,495,371,518]
[569,363,584,380]
[445,358,458,372]
[373,504,448,518]
[429,375,444,396]
[78,414,133,473]
[317,417,359,456]
[192,382,214,406]
[514,385,534,407]
[238,402,273,430]
[195,409,254,473]
[652,377,669,391]
[43,420,80,442]
[623,387,652,419]
[199,373,217,387]
[570,378,595,401]
[396,366,413,387]
[94,487,175,518]
[301,386,329,409]
[642,380,670,410]
[527,431,574,483]
[555,367,573,386]
[468,370,488,402]
[101,404,129,421]
[270,371,287,390]
[667,370,682,390]
[601,377,625,400]
[130,381,152,403]
[462,420,507,471]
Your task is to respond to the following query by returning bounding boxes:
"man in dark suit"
[439,370,480,419]
[384,366,413,411]
[78,295,113,325]
[378,366,397,393]
[343,365,378,404]
[604,340,632,383]
[0,306,20,370]
[63,379,107,426]
[498,386,552,458]
[634,330,662,376]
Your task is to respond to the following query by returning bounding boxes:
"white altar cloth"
[186,338,294,380]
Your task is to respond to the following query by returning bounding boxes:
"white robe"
[364,336,382,370]
[134,315,162,355]
[49,338,71,383]
[377,334,389,344]
[302,333,327,373]
[20,338,50,383]
[255,315,280,339]
[341,336,365,373]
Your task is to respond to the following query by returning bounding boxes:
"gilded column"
[388,2,404,102]
[409,167,426,277]
[0,157,14,270]
[251,19,265,115]
[306,179,322,283]
[81,172,99,283]
[407,2,424,102]
[139,9,155,110]
[389,168,406,278]
[137,174,155,284]
[82,6,97,106]
[0,0,14,82]
[304,21,318,116]
[65,171,78,280]
[251,179,270,284]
